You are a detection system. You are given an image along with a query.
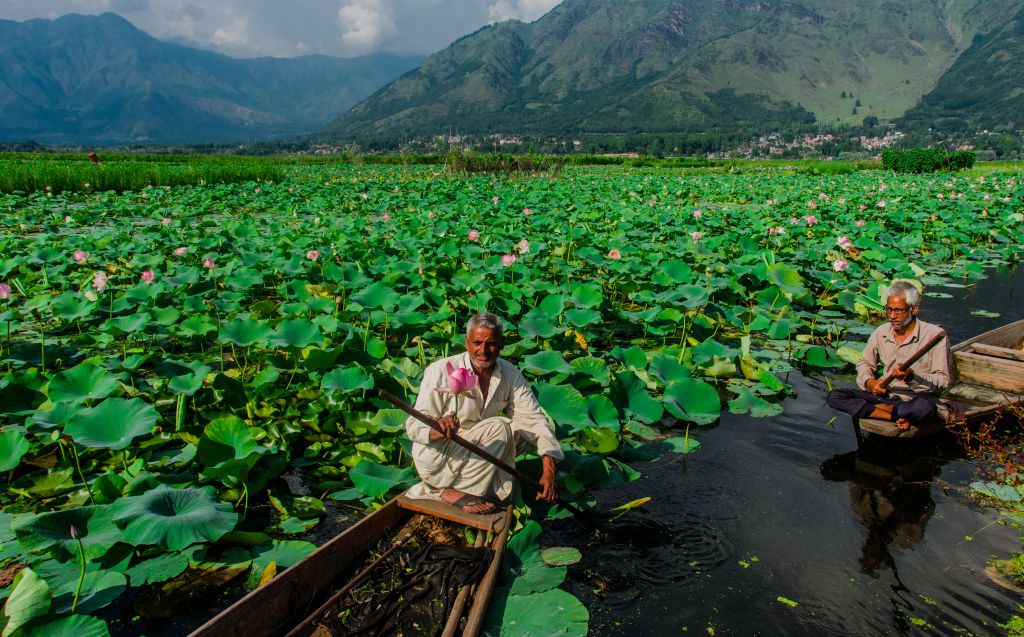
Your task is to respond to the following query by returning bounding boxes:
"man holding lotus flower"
[404,313,563,514]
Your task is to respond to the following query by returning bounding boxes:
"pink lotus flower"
[428,211,436,219]
[306,250,320,261]
[837,236,853,250]
[833,258,849,272]
[789,217,799,225]
[855,219,866,227]
[467,230,480,242]
[692,209,703,219]
[522,208,532,215]
[441,362,479,396]
[838,198,846,205]
[92,271,108,292]
[859,204,867,211]
[877,200,887,208]
[203,258,216,269]
[691,231,704,241]
[807,202,818,210]
[984,194,991,201]
[768,226,786,236]
[174,247,188,257]
[516,239,530,255]
[492,196,499,205]
[803,215,818,226]
[607,249,622,260]
[765,199,774,206]
[0,282,10,300]
[140,270,155,284]
[161,217,171,225]
[73,250,89,263]
[383,212,392,221]
[501,254,517,267]
[254,187,260,194]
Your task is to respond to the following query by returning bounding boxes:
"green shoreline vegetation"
[0,160,1022,635]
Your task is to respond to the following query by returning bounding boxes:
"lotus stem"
[39,325,45,374]
[68,442,96,505]
[71,526,86,613]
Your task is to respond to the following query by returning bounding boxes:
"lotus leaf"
[219,317,273,347]
[534,383,591,432]
[727,386,784,418]
[802,346,845,369]
[351,282,401,310]
[2,568,50,637]
[271,319,325,348]
[14,505,122,561]
[569,357,610,385]
[349,461,416,498]
[50,570,126,614]
[64,398,159,449]
[112,485,238,550]
[575,427,618,454]
[46,364,120,404]
[15,614,111,637]
[250,540,316,574]
[611,372,663,424]
[0,430,30,472]
[540,547,583,567]
[522,351,573,376]
[198,416,260,467]
[124,552,190,586]
[156,359,212,395]
[663,378,721,426]
[661,435,701,454]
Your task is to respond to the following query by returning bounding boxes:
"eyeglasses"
[884,306,911,316]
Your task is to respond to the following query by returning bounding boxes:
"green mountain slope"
[898,6,1024,132]
[323,0,1022,143]
[0,13,423,145]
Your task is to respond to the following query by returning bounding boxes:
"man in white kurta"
[405,314,563,513]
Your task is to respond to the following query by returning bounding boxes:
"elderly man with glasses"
[827,281,954,430]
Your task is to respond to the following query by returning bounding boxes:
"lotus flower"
[837,236,853,250]
[501,254,517,267]
[691,231,704,241]
[306,250,320,261]
[833,258,849,272]
[855,219,866,227]
[492,196,499,205]
[203,258,216,269]
[442,362,478,396]
[0,282,11,300]
[516,239,530,254]
[92,271,108,292]
[467,229,480,242]
[73,250,89,263]
[692,209,703,219]
[803,215,818,226]
[161,217,172,225]
[428,211,437,219]
[140,270,155,284]
[383,212,392,221]
[174,247,188,257]
[523,208,533,215]
[807,201,818,210]
[877,200,887,208]
[607,249,621,259]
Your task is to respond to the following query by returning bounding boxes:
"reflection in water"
[820,439,945,578]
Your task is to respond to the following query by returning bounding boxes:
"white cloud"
[0,0,565,57]
[336,0,398,54]
[488,0,560,23]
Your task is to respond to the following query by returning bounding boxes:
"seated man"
[404,313,563,513]
[827,281,953,430]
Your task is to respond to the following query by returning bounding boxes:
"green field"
[0,161,1022,635]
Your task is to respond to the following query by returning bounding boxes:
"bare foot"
[895,418,912,431]
[441,488,496,514]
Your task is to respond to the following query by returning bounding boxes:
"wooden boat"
[858,319,1024,438]
[189,496,511,637]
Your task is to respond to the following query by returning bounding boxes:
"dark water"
[548,266,1024,636]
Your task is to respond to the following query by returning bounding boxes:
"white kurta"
[404,352,564,503]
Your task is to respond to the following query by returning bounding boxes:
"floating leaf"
[112,485,238,550]
[322,366,374,394]
[15,614,111,637]
[349,461,416,498]
[64,398,159,450]
[46,364,120,403]
[540,547,582,567]
[663,378,721,426]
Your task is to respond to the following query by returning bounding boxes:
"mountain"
[322,0,1022,144]
[898,5,1024,133]
[0,13,423,145]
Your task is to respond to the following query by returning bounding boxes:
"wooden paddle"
[375,389,603,529]
[877,331,947,392]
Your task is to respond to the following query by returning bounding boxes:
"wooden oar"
[375,389,603,529]
[878,331,947,391]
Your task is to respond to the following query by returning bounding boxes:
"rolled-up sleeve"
[856,330,881,390]
[504,367,565,461]
[913,336,953,395]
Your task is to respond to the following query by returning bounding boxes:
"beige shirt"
[405,352,565,460]
[856,318,954,398]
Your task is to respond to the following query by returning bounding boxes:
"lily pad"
[112,485,238,550]
[663,378,721,426]
[64,398,159,450]
[540,547,582,567]
[349,461,416,498]
[46,363,120,403]
[15,614,111,637]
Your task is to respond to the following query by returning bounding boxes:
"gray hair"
[466,313,504,337]
[886,281,920,307]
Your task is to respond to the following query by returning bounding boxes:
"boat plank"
[189,499,408,637]
[970,343,1024,363]
[953,350,1024,393]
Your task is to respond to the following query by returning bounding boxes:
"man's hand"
[536,455,558,503]
[865,378,888,396]
[429,413,459,441]
[890,364,914,382]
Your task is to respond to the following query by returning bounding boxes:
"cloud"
[336,0,398,54]
[0,0,565,57]
[488,0,561,23]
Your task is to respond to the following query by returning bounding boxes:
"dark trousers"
[826,388,938,424]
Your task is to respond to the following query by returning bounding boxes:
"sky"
[0,0,564,58]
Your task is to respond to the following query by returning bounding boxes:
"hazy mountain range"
[323,0,1024,144]
[2,3,1022,148]
[0,13,422,145]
